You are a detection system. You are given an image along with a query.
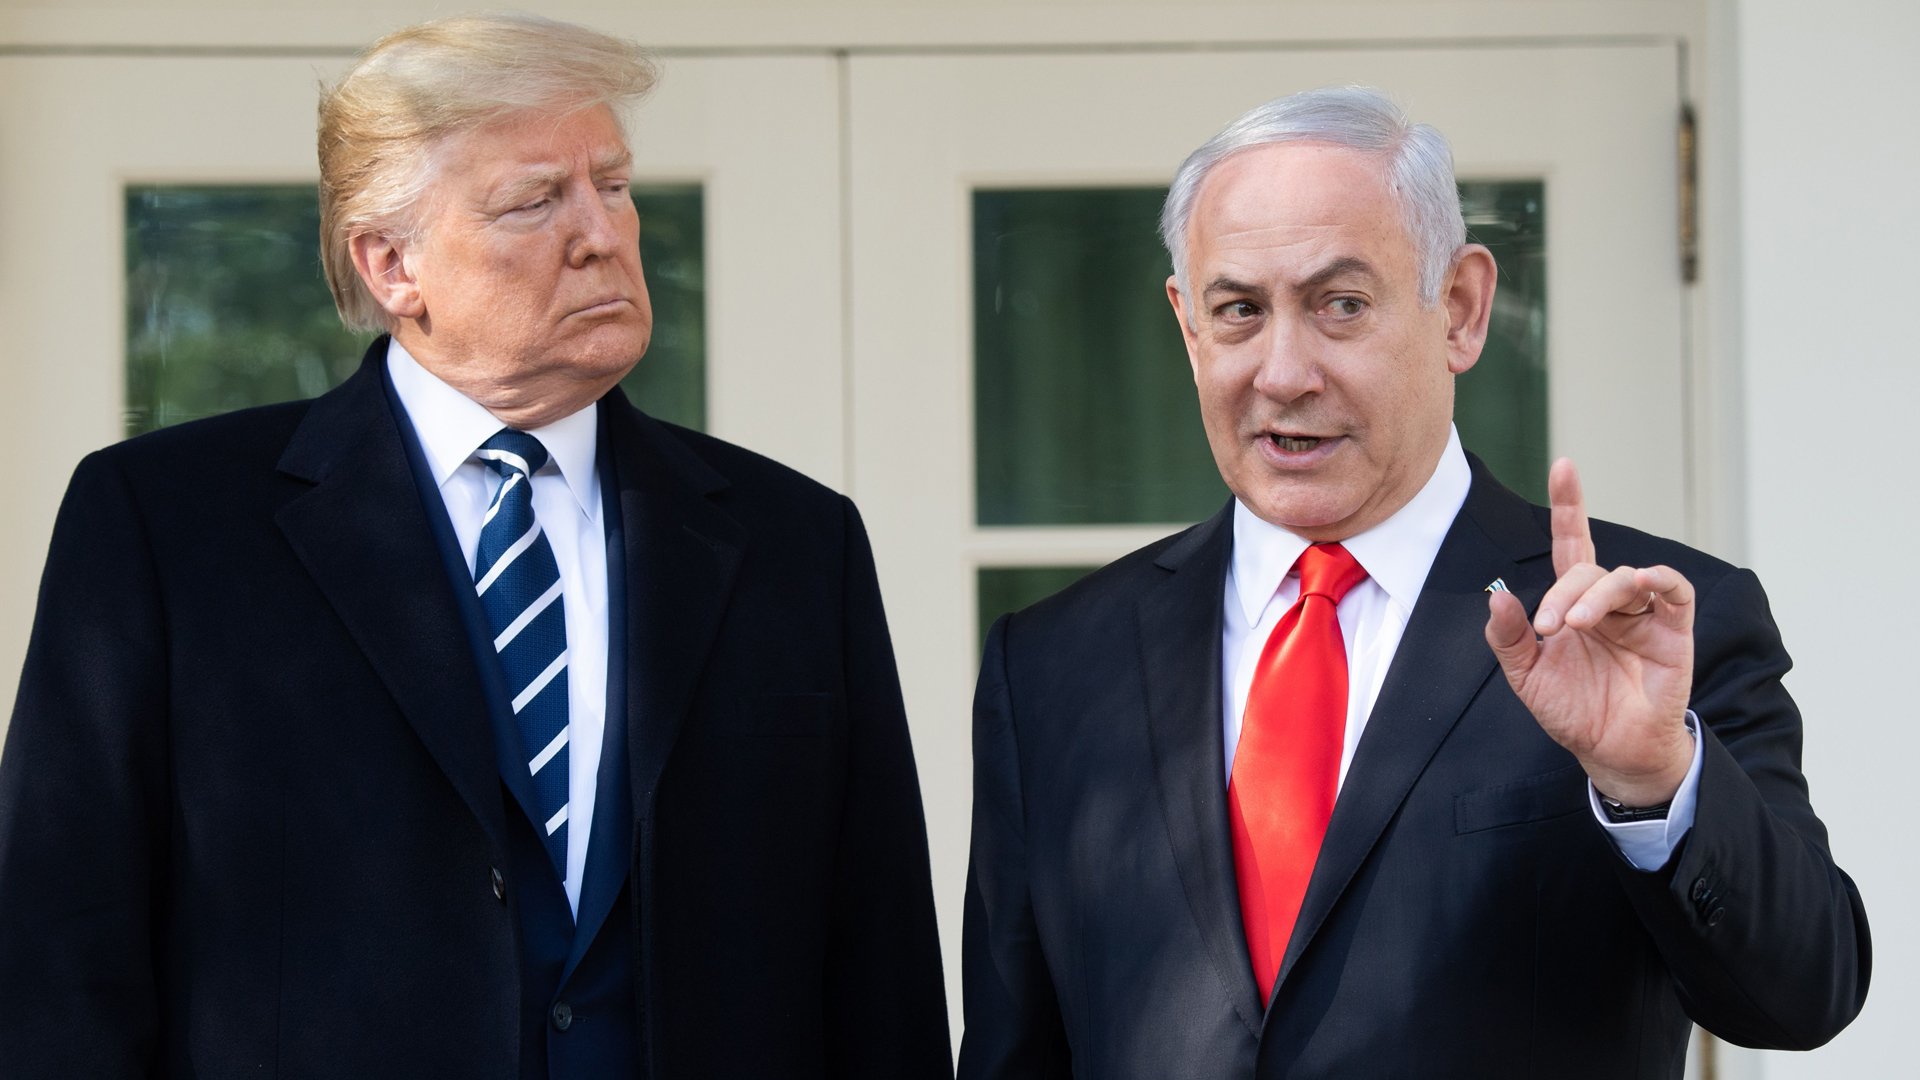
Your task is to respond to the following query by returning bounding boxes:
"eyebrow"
[1295,256,1381,293]
[593,149,634,175]
[488,150,635,206]
[1202,276,1262,301]
[493,171,562,205]
[1201,257,1382,305]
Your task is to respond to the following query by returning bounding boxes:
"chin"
[571,328,650,377]
[1244,489,1363,538]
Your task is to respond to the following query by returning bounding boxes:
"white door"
[0,51,847,717]
[2,38,1697,1065]
[845,43,1688,1034]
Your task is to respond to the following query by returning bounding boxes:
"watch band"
[1598,794,1672,823]
[1596,712,1697,824]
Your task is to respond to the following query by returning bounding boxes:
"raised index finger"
[1549,456,1596,576]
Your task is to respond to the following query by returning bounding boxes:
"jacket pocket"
[1453,763,1588,834]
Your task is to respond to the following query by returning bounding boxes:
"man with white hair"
[960,87,1867,1078]
[0,15,950,1078]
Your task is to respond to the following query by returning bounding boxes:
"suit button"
[1690,876,1710,903]
[551,1002,573,1032]
[491,867,506,902]
[1707,907,1726,927]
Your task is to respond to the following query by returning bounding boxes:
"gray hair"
[318,13,658,332]
[1159,86,1466,313]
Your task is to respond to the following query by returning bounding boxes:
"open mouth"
[1268,434,1323,452]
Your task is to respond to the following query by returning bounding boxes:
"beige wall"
[1721,0,1919,1075]
[0,0,1714,805]
[2,0,1909,1073]
[0,0,1701,49]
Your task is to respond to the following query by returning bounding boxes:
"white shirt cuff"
[1588,710,1704,872]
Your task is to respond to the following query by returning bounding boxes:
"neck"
[390,328,620,431]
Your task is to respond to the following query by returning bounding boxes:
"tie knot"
[1295,542,1367,604]
[477,428,551,479]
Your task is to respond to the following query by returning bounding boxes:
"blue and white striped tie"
[473,429,569,879]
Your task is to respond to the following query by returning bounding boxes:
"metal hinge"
[1679,103,1698,284]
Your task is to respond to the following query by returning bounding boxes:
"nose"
[565,181,627,268]
[1248,317,1324,404]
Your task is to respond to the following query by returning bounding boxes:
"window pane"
[1456,180,1548,504]
[972,181,1551,526]
[620,186,705,429]
[124,185,365,436]
[125,184,706,435]
[977,565,1097,649]
[974,188,1226,527]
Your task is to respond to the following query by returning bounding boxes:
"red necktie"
[1228,542,1368,1005]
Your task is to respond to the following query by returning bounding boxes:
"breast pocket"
[1453,763,1589,834]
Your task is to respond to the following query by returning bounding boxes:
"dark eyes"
[1213,297,1364,323]
[509,180,629,215]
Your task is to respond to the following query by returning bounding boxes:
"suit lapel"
[1268,461,1552,1002]
[274,348,508,855]
[275,362,745,959]
[1137,504,1267,1036]
[563,413,637,977]
[601,396,745,820]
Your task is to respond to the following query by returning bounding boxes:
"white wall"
[1726,0,1920,1074]
[0,0,1908,1072]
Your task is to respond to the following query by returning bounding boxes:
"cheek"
[1193,339,1253,394]
[1192,363,1240,425]
[1356,345,1451,450]
[1193,371,1257,460]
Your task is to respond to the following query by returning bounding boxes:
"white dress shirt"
[388,341,608,914]
[1220,426,1702,871]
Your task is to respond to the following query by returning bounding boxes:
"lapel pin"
[1484,578,1510,594]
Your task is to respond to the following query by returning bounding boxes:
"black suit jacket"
[0,347,952,1078]
[959,460,1868,1079]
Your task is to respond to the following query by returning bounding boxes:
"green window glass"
[970,181,1548,627]
[125,184,705,436]
[971,181,1549,524]
[1455,180,1547,504]
[124,186,364,435]
[622,185,706,431]
[977,565,1097,648]
[973,188,1224,527]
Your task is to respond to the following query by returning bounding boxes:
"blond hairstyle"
[318,13,658,331]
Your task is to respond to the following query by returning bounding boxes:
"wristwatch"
[1596,713,1698,823]
[1597,793,1671,823]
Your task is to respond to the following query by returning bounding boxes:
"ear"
[1442,243,1496,375]
[1166,275,1202,381]
[348,231,426,322]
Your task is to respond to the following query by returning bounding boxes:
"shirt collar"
[385,339,601,520]
[1230,426,1472,626]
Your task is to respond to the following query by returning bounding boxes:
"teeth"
[1272,435,1321,452]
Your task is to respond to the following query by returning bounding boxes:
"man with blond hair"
[0,14,949,1078]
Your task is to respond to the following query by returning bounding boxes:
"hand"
[1484,458,1695,807]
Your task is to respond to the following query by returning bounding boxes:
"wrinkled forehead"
[467,100,630,150]
[426,102,634,181]
[1180,143,1425,295]
[1190,142,1404,246]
